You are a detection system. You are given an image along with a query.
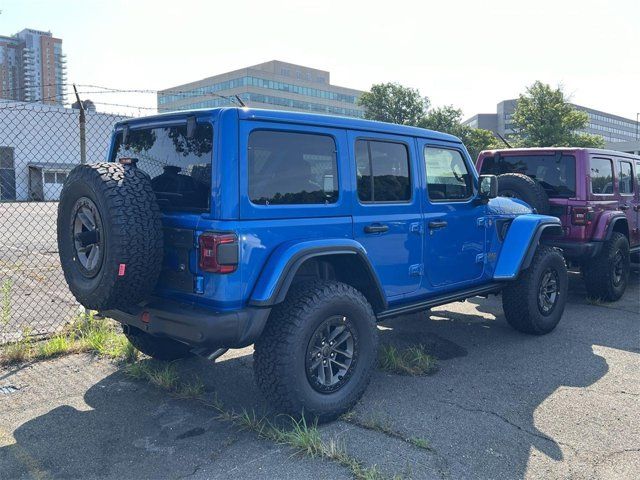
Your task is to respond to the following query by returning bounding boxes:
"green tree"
[512,81,605,148]
[420,106,500,159]
[358,82,430,125]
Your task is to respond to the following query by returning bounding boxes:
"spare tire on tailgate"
[57,162,163,311]
[497,173,550,214]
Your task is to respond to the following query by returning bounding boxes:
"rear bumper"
[102,299,271,350]
[543,240,602,260]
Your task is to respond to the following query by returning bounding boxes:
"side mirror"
[479,175,498,200]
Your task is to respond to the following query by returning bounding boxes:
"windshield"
[481,154,576,198]
[110,122,213,212]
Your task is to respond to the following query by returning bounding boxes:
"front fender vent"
[496,219,513,242]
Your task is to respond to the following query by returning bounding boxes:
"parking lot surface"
[0,273,638,479]
[0,202,78,343]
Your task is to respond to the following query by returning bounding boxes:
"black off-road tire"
[497,173,550,214]
[582,232,630,302]
[502,246,568,334]
[57,162,163,310]
[124,327,192,361]
[253,281,378,423]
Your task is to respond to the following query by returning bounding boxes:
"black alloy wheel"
[305,315,357,393]
[71,197,104,277]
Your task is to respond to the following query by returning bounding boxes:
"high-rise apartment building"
[0,28,66,105]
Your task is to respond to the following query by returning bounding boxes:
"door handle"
[364,223,389,234]
[428,220,448,230]
[619,205,630,211]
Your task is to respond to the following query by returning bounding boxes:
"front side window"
[248,130,338,205]
[590,158,614,194]
[424,147,473,201]
[355,140,410,203]
[619,161,633,194]
[111,122,213,212]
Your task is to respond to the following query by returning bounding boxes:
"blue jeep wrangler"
[58,108,568,421]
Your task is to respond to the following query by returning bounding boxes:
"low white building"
[0,101,129,201]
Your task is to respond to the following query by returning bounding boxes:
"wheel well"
[611,219,629,239]
[539,224,563,240]
[289,254,386,313]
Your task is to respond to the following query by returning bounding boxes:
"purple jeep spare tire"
[497,173,550,214]
[57,162,163,311]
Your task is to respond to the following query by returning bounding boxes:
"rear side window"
[355,140,410,202]
[619,161,633,194]
[111,122,213,212]
[590,158,614,195]
[424,147,473,201]
[248,130,338,205]
[480,154,576,198]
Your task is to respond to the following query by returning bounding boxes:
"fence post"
[73,84,86,165]
[72,85,89,320]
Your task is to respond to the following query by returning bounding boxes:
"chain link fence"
[0,97,145,344]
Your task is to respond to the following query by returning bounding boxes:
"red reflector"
[141,311,150,324]
[118,263,126,276]
[198,233,238,274]
[571,207,593,226]
[118,157,137,165]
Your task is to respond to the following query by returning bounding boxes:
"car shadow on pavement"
[1,272,638,479]
[363,271,639,478]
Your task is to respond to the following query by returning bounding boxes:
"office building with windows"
[0,28,66,105]
[463,99,638,145]
[158,60,365,118]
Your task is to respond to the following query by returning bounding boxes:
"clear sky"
[2,0,638,120]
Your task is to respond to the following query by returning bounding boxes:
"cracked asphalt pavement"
[1,272,638,479]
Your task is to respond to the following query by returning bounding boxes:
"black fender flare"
[250,246,387,311]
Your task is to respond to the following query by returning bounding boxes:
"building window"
[248,130,338,205]
[355,140,411,203]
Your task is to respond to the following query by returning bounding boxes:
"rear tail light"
[198,232,238,273]
[571,207,593,226]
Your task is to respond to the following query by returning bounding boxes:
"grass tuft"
[408,436,430,450]
[1,280,13,343]
[341,411,432,454]
[124,360,204,399]
[0,313,137,366]
[1,331,33,364]
[378,344,438,376]
[204,401,387,479]
[585,296,610,306]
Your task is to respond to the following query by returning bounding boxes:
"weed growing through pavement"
[341,410,432,453]
[408,437,430,450]
[585,296,610,306]
[124,366,391,480]
[124,360,204,399]
[1,328,33,364]
[1,279,12,343]
[207,403,388,480]
[0,312,137,366]
[378,344,438,376]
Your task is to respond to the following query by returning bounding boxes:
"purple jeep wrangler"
[477,148,639,301]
